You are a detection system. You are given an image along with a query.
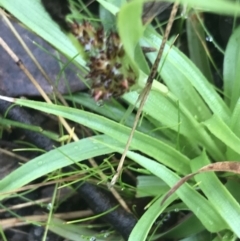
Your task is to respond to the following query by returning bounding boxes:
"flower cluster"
[69,21,136,101]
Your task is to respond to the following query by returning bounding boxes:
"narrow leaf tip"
[0,95,15,102]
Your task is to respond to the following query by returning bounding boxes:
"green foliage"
[1,0,240,240]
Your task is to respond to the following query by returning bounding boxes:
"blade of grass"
[226,98,240,159]
[117,0,144,62]
[230,98,240,138]
[65,93,167,141]
[223,26,240,110]
[126,151,227,238]
[203,114,240,156]
[191,152,240,238]
[159,215,204,239]
[50,218,121,241]
[124,91,225,161]
[111,1,179,186]
[164,0,240,16]
[0,117,59,141]
[0,135,118,200]
[136,175,169,198]
[186,11,213,83]
[0,96,191,174]
[0,0,85,66]
[143,27,230,123]
[129,195,178,241]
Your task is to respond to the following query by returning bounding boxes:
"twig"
[0,36,130,211]
[0,36,78,141]
[0,210,93,229]
[0,8,69,107]
[0,148,29,162]
[111,2,179,186]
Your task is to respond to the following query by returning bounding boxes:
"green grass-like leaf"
[0,0,85,66]
[1,0,240,239]
[165,0,240,16]
[0,135,116,200]
[191,152,240,237]
[127,151,227,239]
[0,97,191,174]
[223,26,240,110]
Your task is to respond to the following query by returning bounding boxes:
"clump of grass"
[1,0,240,240]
